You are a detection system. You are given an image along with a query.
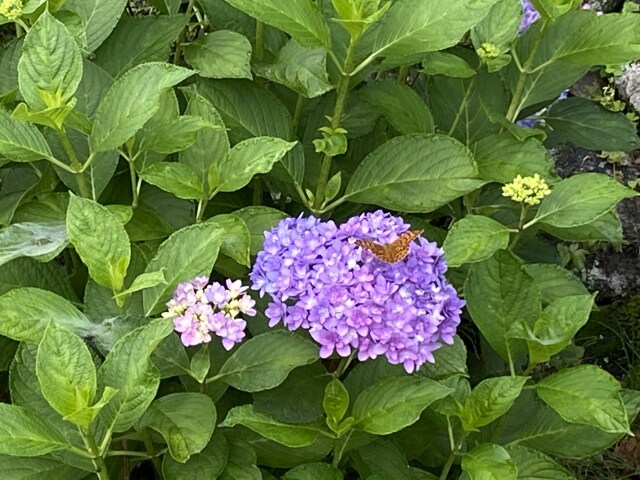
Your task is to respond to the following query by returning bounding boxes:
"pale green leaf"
[185,30,253,79]
[471,0,521,51]
[114,270,167,300]
[231,206,288,255]
[462,443,517,480]
[443,215,510,268]
[63,0,129,52]
[207,214,251,267]
[506,445,575,480]
[0,455,86,480]
[0,221,67,267]
[140,162,204,200]
[0,107,53,162]
[0,404,70,456]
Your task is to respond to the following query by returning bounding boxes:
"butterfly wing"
[356,229,423,263]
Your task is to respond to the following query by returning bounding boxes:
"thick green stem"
[312,40,358,210]
[57,127,90,198]
[439,434,468,480]
[129,161,139,208]
[254,21,265,62]
[331,430,353,468]
[80,429,110,480]
[196,197,209,222]
[505,22,548,122]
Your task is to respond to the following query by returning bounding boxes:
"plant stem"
[140,429,162,478]
[448,76,476,136]
[129,161,139,207]
[254,21,265,62]
[173,0,196,64]
[56,127,90,198]
[80,428,110,480]
[331,430,353,468]
[505,22,548,122]
[196,197,209,222]
[333,351,356,378]
[312,39,358,210]
[439,434,468,480]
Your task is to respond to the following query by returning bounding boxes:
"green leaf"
[140,162,204,200]
[64,0,129,52]
[0,221,67,267]
[36,322,96,424]
[162,431,228,480]
[540,209,623,247]
[137,393,216,463]
[283,463,343,480]
[232,206,288,255]
[142,222,225,315]
[474,133,557,184]
[114,270,167,300]
[217,137,297,192]
[0,38,21,101]
[421,51,476,78]
[98,318,174,432]
[459,376,528,432]
[535,365,630,434]
[417,335,468,381]
[196,79,293,143]
[462,444,517,480]
[511,294,594,366]
[443,215,510,268]
[189,347,211,383]
[372,0,501,58]
[219,436,261,480]
[151,333,191,379]
[221,0,331,48]
[184,30,253,79]
[464,250,541,361]
[360,80,434,134]
[471,0,521,51]
[344,134,486,213]
[532,173,638,229]
[0,404,69,456]
[217,331,318,392]
[0,455,86,480]
[543,97,640,151]
[66,195,131,293]
[254,39,333,98]
[323,378,349,426]
[0,288,91,343]
[352,376,452,435]
[90,62,195,153]
[17,10,83,111]
[0,107,53,162]
[506,445,575,480]
[207,214,251,267]
[94,15,188,77]
[180,89,230,194]
[523,264,590,304]
[221,405,321,447]
[139,115,214,155]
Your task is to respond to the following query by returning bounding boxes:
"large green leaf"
[535,365,630,434]
[471,0,521,51]
[511,294,594,366]
[207,214,251,267]
[36,323,96,423]
[443,215,510,268]
[216,137,297,192]
[531,173,638,229]
[254,39,333,99]
[543,97,640,151]
[416,335,468,381]
[94,15,188,77]
[66,195,131,293]
[162,431,228,480]
[459,376,528,432]
[90,62,195,153]
[221,405,321,447]
[137,393,216,463]
[372,0,500,58]
[63,0,129,52]
[98,318,174,432]
[142,222,225,315]
[540,209,623,247]
[0,221,67,267]
[0,288,91,343]
[232,206,288,255]
[17,10,83,110]
[344,134,486,212]
[184,30,253,79]
[464,250,541,361]
[506,446,575,480]
[0,107,53,162]
[139,162,204,200]
[474,133,557,184]
[0,455,85,480]
[352,376,452,435]
[522,264,589,304]
[0,258,76,300]
[0,404,70,456]
[360,80,434,134]
[283,463,343,480]
[221,0,331,47]
[462,444,517,480]
[216,331,318,392]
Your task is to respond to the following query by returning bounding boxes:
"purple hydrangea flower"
[520,0,541,32]
[250,211,465,373]
[163,277,255,348]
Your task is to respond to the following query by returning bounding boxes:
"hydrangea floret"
[250,210,465,373]
[502,173,552,206]
[477,42,501,60]
[0,0,22,20]
[163,277,256,348]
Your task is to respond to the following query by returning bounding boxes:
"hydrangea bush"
[0,0,639,479]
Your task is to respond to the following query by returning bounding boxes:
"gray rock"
[615,62,640,114]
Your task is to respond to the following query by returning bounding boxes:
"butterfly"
[355,229,423,264]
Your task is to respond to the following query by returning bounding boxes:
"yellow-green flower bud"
[0,0,22,20]
[502,174,551,206]
[477,42,501,60]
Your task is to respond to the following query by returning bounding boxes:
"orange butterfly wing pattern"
[355,229,423,263]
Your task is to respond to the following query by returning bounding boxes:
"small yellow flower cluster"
[0,0,22,20]
[502,174,551,206]
[477,42,501,60]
